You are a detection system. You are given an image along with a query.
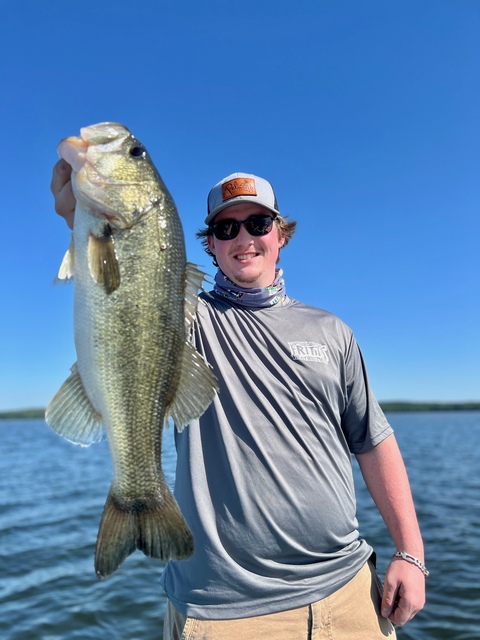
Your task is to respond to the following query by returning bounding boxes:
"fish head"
[58,123,164,229]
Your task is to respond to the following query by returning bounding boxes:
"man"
[52,164,426,639]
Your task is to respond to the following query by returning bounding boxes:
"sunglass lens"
[245,216,274,236]
[212,215,275,240]
[213,220,240,240]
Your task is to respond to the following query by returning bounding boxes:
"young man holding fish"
[52,157,426,639]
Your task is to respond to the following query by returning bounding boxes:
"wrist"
[393,550,429,577]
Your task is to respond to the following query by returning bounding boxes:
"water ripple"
[2,413,479,639]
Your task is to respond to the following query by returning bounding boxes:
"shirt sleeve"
[341,335,393,454]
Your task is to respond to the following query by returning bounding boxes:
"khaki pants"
[163,561,396,639]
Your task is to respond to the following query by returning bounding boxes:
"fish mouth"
[57,136,89,173]
[57,123,131,173]
[80,122,130,143]
[57,123,156,228]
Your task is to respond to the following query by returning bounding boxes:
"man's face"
[207,203,285,289]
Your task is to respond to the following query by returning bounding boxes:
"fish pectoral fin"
[54,236,75,283]
[45,363,104,446]
[167,342,218,432]
[88,225,120,294]
[95,483,194,580]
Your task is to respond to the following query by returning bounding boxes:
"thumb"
[381,578,398,618]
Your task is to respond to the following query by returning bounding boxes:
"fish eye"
[130,145,146,158]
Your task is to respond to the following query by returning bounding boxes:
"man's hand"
[381,557,426,626]
[356,435,426,627]
[51,159,75,229]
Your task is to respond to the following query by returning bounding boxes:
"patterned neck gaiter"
[213,269,286,308]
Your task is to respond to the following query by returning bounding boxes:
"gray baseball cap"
[205,172,280,225]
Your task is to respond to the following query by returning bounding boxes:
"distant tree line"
[380,402,480,413]
[1,403,480,420]
[0,408,46,419]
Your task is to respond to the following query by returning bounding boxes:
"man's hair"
[196,216,297,267]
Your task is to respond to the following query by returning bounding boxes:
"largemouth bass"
[46,122,217,579]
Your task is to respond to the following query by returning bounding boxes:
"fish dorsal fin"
[55,236,75,283]
[184,262,208,331]
[45,363,104,446]
[166,262,217,430]
[88,225,121,294]
[167,341,218,431]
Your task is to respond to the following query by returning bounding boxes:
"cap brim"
[205,199,279,225]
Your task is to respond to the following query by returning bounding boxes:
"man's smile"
[234,252,259,261]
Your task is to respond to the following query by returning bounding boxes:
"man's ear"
[207,235,216,255]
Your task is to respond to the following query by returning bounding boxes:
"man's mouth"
[235,252,258,261]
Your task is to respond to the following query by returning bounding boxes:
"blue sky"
[1,0,479,410]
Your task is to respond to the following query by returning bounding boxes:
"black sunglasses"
[211,214,276,241]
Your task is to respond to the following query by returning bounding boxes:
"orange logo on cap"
[222,178,257,201]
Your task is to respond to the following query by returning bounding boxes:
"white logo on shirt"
[288,341,329,363]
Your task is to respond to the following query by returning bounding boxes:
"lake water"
[1,412,479,639]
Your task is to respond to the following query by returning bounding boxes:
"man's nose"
[235,222,254,243]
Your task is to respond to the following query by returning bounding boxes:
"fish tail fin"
[94,483,194,580]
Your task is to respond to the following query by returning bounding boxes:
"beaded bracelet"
[393,551,429,577]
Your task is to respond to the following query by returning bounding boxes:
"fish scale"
[46,122,217,579]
